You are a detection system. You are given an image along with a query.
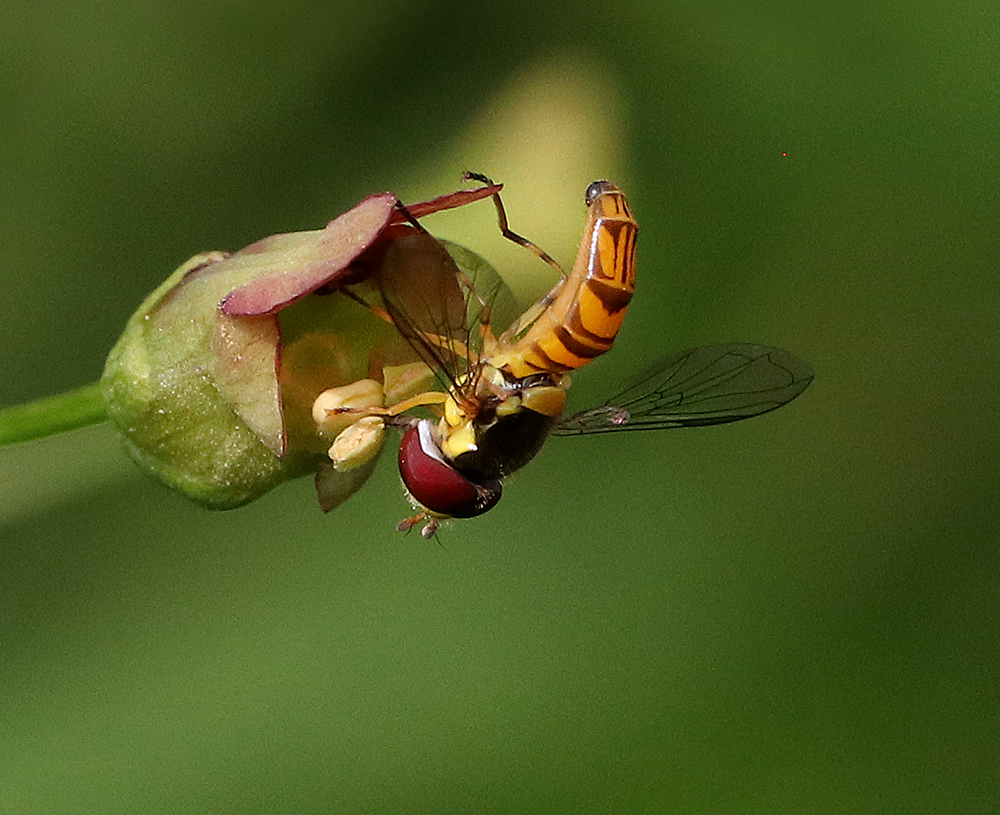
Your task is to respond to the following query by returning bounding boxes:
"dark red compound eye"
[397,422,502,519]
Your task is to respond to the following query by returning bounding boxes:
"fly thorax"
[436,364,504,461]
[448,376,568,482]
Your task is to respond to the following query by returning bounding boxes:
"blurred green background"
[3,2,998,813]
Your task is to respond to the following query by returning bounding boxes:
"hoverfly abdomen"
[500,181,637,378]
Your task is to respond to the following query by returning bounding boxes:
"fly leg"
[462,171,571,342]
[314,387,448,425]
[462,171,565,278]
[396,510,439,539]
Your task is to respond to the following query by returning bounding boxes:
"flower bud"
[102,186,515,511]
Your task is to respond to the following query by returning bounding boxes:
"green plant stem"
[0,382,107,446]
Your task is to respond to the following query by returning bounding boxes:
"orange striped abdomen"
[502,182,637,377]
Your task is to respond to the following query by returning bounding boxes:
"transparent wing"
[377,228,481,391]
[553,344,813,435]
[375,227,522,394]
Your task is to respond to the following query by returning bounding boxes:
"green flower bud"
[102,187,517,511]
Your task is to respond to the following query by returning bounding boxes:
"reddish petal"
[393,182,501,221]
[221,192,398,316]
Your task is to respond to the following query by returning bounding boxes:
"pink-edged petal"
[221,192,398,317]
